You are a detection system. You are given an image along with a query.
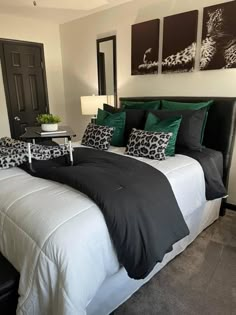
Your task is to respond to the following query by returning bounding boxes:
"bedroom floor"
[116,210,236,315]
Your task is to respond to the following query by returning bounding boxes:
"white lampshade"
[80,95,114,115]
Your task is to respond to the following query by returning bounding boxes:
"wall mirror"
[97,35,117,106]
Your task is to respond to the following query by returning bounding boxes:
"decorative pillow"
[161,100,213,143]
[121,100,161,110]
[0,137,28,149]
[81,123,114,150]
[0,147,28,169]
[48,146,70,159]
[161,100,213,111]
[103,104,146,144]
[126,128,172,160]
[145,113,182,156]
[1,137,70,157]
[96,108,126,146]
[149,109,206,151]
[0,137,71,169]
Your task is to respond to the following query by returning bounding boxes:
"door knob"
[14,116,21,121]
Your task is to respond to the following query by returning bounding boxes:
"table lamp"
[80,95,114,123]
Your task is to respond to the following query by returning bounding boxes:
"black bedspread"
[21,148,189,279]
[176,147,227,200]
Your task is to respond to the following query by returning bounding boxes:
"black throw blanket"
[176,147,227,200]
[21,148,189,279]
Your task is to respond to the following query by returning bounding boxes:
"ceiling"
[0,0,133,24]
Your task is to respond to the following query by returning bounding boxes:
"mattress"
[0,147,212,315]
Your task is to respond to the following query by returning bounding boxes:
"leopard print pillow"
[0,137,70,158]
[0,147,28,169]
[0,137,71,169]
[0,137,27,148]
[126,128,172,160]
[81,123,114,151]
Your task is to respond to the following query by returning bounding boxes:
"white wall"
[0,14,66,137]
[60,0,235,204]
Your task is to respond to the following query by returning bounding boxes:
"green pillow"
[144,113,182,156]
[96,109,126,147]
[161,100,213,143]
[121,100,161,110]
[161,100,213,111]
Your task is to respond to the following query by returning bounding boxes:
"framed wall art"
[162,10,198,73]
[200,1,236,70]
[131,19,160,75]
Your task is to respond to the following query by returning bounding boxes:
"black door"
[0,40,49,138]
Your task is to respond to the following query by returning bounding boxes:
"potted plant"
[36,114,61,132]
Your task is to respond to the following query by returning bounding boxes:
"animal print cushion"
[126,128,172,160]
[0,137,70,169]
[0,137,28,149]
[0,147,28,169]
[81,123,114,151]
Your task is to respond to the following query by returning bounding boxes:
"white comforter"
[0,147,206,315]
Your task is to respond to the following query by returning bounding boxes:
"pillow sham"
[121,100,161,110]
[0,137,71,169]
[0,137,70,159]
[0,137,28,148]
[103,104,146,144]
[161,100,213,111]
[81,123,114,150]
[161,100,213,143]
[149,109,206,151]
[126,128,172,161]
[144,113,182,156]
[96,108,126,147]
[0,147,28,169]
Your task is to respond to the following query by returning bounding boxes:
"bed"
[0,96,235,315]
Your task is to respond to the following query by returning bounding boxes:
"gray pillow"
[149,109,207,151]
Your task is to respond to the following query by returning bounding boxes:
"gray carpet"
[116,210,236,315]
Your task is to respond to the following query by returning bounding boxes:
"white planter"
[41,123,58,132]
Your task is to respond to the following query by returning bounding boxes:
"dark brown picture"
[131,19,160,75]
[162,10,198,73]
[200,1,236,70]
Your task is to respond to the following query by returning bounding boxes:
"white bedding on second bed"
[0,146,206,315]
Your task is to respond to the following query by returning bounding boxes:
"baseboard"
[225,203,236,211]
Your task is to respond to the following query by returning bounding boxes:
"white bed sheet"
[0,146,207,315]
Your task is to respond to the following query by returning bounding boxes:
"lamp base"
[91,115,97,124]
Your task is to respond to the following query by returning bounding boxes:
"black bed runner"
[21,148,189,279]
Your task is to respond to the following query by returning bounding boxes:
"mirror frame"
[96,35,117,107]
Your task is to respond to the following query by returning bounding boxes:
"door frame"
[0,38,49,138]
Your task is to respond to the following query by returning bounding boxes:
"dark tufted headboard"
[119,97,236,189]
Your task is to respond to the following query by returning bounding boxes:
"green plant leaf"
[36,114,61,124]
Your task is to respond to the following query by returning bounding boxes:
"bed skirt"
[87,198,221,315]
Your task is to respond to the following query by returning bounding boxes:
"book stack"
[36,130,67,136]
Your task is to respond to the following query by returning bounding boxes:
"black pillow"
[103,104,146,144]
[149,109,207,151]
